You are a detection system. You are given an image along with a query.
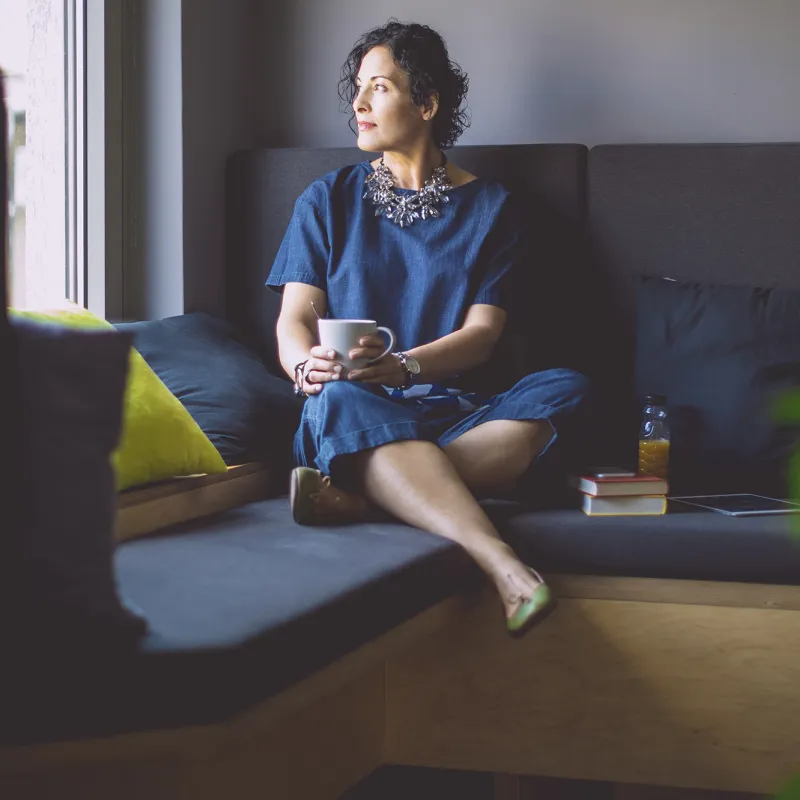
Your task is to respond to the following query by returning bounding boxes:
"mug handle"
[368,327,396,363]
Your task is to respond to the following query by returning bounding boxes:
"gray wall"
[130,0,800,319]
[253,0,800,148]
[123,0,256,320]
[124,0,185,320]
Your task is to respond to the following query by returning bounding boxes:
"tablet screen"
[671,494,800,515]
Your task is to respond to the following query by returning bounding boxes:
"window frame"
[6,0,146,320]
[66,0,85,307]
[85,0,124,320]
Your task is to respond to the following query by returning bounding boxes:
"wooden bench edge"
[115,463,280,542]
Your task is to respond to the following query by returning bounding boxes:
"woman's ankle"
[467,537,517,572]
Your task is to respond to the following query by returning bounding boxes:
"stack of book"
[571,473,669,516]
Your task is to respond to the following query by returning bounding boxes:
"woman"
[267,20,589,637]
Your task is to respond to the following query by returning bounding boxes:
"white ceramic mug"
[317,319,396,371]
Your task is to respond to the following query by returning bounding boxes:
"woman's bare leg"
[443,419,553,497]
[353,439,543,619]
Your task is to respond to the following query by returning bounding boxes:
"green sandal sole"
[506,583,557,638]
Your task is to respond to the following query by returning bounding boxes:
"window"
[1,0,84,309]
[1,1,27,307]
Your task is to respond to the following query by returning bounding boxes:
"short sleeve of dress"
[265,189,329,292]
[471,195,521,312]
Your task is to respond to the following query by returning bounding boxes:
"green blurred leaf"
[773,390,800,541]
[773,390,800,424]
[790,448,800,541]
[775,774,800,800]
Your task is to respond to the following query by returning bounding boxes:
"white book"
[583,494,667,516]
[571,474,668,497]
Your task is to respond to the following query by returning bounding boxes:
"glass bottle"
[638,394,670,480]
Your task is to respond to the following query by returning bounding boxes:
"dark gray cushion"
[9,320,147,642]
[2,321,148,746]
[82,500,475,738]
[586,144,800,467]
[588,144,800,292]
[499,500,800,585]
[635,276,800,495]
[115,312,303,467]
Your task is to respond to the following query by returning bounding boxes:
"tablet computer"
[670,493,800,517]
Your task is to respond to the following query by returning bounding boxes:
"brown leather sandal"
[289,467,369,526]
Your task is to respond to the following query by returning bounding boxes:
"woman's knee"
[512,368,591,406]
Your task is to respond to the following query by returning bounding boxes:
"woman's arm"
[347,303,506,385]
[276,283,342,394]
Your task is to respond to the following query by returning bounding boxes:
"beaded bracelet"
[293,359,310,398]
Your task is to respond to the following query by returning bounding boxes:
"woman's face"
[353,46,435,153]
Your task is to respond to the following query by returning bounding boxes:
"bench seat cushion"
[99,500,475,737]
[115,498,798,732]
[499,500,800,585]
[17,496,798,745]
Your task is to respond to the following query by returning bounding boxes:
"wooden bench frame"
[115,463,274,542]
[1,570,798,799]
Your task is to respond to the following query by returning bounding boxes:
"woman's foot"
[289,467,369,526]
[475,542,557,636]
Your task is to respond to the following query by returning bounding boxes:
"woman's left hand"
[347,335,406,386]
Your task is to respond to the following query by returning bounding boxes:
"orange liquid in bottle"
[638,439,670,480]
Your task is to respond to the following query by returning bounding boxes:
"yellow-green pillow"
[12,304,227,490]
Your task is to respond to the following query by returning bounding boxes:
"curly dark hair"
[338,20,470,150]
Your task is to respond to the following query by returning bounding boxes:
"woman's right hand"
[302,346,344,394]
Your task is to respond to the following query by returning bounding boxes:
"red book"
[571,474,668,497]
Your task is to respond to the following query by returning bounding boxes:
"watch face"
[406,355,421,374]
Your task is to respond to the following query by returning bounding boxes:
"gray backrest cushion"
[586,144,800,464]
[588,144,800,341]
[226,147,362,369]
[225,144,590,377]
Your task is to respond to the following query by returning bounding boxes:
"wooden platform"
[386,577,800,794]
[115,463,274,541]
[1,576,797,799]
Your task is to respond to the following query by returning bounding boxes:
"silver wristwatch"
[394,351,421,390]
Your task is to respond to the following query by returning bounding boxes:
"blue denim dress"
[267,162,589,483]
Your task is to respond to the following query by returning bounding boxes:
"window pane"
[1,0,71,309]
[1,2,27,307]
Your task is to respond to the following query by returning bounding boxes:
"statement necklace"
[363,154,452,227]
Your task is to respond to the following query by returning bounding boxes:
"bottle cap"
[644,394,666,405]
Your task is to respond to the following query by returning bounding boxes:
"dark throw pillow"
[636,277,800,496]
[9,319,148,646]
[115,313,303,467]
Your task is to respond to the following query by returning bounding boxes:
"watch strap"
[393,351,414,391]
